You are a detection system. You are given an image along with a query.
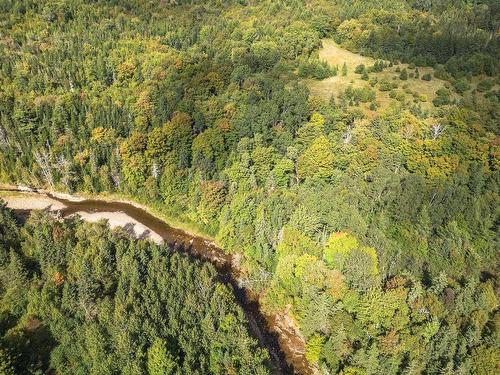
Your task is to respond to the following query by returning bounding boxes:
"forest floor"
[305,39,456,116]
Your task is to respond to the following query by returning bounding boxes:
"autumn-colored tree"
[297,136,334,182]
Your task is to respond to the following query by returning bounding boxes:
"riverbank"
[67,190,218,244]
[0,183,216,245]
[0,190,164,245]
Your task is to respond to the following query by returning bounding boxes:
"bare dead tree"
[111,173,120,188]
[343,126,353,144]
[430,123,446,140]
[56,154,75,190]
[68,72,75,92]
[34,149,54,188]
[152,161,160,179]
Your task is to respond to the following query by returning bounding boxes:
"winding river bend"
[0,187,315,375]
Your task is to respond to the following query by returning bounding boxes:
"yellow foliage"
[323,232,358,269]
[116,59,136,81]
[74,149,90,166]
[297,136,334,181]
[294,253,318,279]
[91,127,115,145]
[305,334,324,364]
[276,226,321,257]
[340,366,367,375]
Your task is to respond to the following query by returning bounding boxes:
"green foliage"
[0,346,15,375]
[342,62,348,76]
[378,79,397,91]
[0,1,498,374]
[305,334,324,364]
[421,73,432,81]
[0,208,270,374]
[298,58,336,80]
[324,232,358,269]
[343,86,376,103]
[354,64,366,74]
[368,61,385,73]
[399,68,408,80]
[297,136,334,182]
[470,346,500,375]
[147,339,177,375]
[452,78,471,94]
[334,1,498,77]
[433,87,452,106]
[477,79,495,92]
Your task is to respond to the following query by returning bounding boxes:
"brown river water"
[1,188,315,375]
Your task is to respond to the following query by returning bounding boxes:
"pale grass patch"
[306,39,456,116]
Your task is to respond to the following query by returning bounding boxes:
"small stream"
[1,188,314,375]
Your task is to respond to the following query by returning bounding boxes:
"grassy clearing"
[306,39,456,116]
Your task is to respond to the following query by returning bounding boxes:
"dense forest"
[0,0,498,374]
[0,204,270,374]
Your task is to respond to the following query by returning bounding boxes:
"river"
[0,187,316,375]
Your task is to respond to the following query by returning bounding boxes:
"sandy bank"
[73,211,163,244]
[2,195,67,211]
[56,191,216,244]
[2,193,162,245]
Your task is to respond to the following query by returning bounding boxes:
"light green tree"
[147,339,177,375]
[297,136,334,182]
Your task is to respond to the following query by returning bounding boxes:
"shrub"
[476,79,494,92]
[298,58,335,80]
[344,85,376,103]
[368,60,384,73]
[342,62,347,76]
[389,89,406,102]
[436,87,452,96]
[379,79,395,91]
[354,64,366,74]
[433,88,452,106]
[484,90,500,103]
[452,79,471,94]
[399,69,408,80]
[434,67,451,80]
[421,73,432,81]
